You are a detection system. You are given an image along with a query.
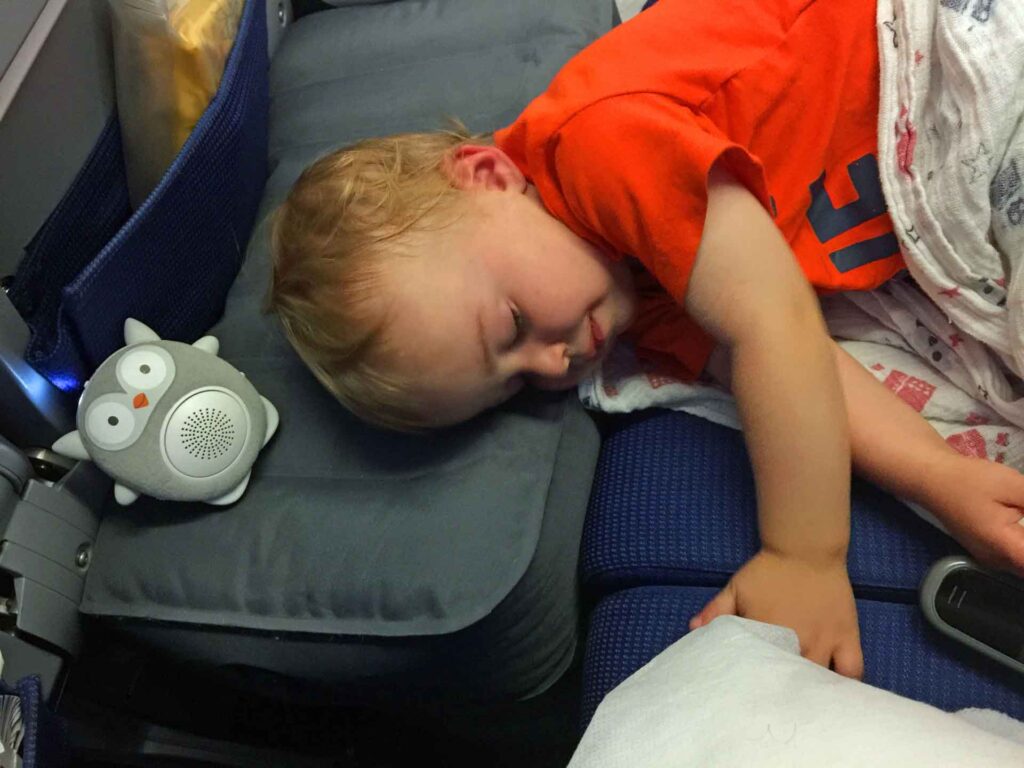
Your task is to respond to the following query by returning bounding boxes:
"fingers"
[805,647,831,669]
[801,638,863,679]
[689,585,737,631]
[994,463,1024,506]
[831,640,865,680]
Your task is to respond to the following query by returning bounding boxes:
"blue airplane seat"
[583,410,963,598]
[580,411,1024,726]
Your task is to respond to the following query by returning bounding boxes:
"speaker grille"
[179,407,236,461]
[165,389,249,478]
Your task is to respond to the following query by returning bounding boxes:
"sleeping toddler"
[266,0,1024,677]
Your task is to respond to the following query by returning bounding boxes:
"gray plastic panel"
[0,438,95,662]
[0,0,49,83]
[13,577,80,652]
[4,496,90,575]
[21,479,100,541]
[0,540,83,604]
[52,461,113,519]
[0,0,114,276]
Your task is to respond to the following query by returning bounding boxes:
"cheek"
[523,267,601,324]
[519,245,588,292]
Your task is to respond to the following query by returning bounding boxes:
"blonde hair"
[266,122,491,431]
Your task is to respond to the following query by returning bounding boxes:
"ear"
[191,335,220,356]
[446,145,527,193]
[124,318,161,346]
[53,431,90,461]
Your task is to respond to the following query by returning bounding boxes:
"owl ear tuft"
[261,397,279,447]
[124,318,161,346]
[53,431,91,461]
[113,483,140,506]
[192,335,220,356]
[208,471,251,506]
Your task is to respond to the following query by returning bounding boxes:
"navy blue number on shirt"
[806,153,900,273]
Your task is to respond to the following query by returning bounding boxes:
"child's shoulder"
[519,0,843,130]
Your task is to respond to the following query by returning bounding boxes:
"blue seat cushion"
[583,411,962,599]
[581,585,1024,730]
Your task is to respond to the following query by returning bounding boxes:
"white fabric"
[876,0,1024,408]
[578,340,739,430]
[580,281,1024,467]
[569,616,1024,768]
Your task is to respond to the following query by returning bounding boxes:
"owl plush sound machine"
[51,319,279,506]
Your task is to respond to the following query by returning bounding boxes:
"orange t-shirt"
[494,0,903,380]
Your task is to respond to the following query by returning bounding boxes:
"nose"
[521,341,570,379]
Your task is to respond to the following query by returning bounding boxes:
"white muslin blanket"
[569,616,1024,768]
[876,0,1024,421]
[580,281,1024,532]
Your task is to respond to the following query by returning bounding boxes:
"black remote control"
[920,556,1024,675]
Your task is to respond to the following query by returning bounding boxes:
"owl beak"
[133,393,149,409]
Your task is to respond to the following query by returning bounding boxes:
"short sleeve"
[553,93,770,303]
[550,94,770,378]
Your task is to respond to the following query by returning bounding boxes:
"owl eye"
[86,401,136,447]
[118,349,168,390]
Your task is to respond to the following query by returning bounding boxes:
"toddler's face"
[378,183,636,426]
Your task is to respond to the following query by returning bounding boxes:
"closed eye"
[509,305,526,348]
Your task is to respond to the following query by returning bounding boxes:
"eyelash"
[510,306,525,346]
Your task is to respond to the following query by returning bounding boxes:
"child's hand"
[689,549,863,678]
[926,454,1024,576]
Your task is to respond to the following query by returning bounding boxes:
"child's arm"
[833,345,1024,575]
[685,167,862,678]
[831,344,954,502]
[707,289,1024,577]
